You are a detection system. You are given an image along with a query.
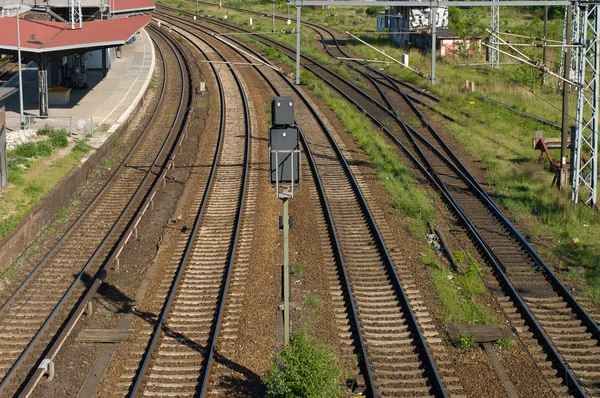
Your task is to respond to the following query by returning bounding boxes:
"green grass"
[305,295,324,309]
[293,262,304,278]
[177,0,600,301]
[496,337,514,349]
[424,251,497,325]
[0,129,86,239]
[73,139,90,153]
[263,329,345,398]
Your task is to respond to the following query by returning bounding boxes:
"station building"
[0,0,154,117]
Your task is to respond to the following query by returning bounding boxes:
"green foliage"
[426,252,497,325]
[293,262,304,277]
[454,332,475,349]
[496,337,513,349]
[311,82,434,235]
[12,141,52,158]
[113,139,124,148]
[365,6,381,17]
[448,7,484,37]
[149,78,158,93]
[73,139,90,153]
[38,126,69,149]
[24,182,44,199]
[305,295,324,309]
[263,329,345,398]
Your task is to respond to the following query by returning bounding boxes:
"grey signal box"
[270,127,300,184]
[272,96,295,126]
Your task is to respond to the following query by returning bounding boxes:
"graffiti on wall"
[409,7,448,29]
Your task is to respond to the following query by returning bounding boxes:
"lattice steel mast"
[490,0,499,68]
[573,3,599,206]
[70,0,83,29]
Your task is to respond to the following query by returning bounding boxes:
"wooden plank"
[447,323,512,343]
[483,342,520,398]
[76,329,133,343]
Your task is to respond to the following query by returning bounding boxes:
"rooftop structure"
[0,15,152,53]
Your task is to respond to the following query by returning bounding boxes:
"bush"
[365,6,381,17]
[264,329,345,398]
[38,126,69,149]
[73,139,90,153]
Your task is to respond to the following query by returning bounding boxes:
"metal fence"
[4,115,99,137]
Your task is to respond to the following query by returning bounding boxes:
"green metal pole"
[283,196,290,345]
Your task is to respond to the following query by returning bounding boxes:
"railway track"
[315,29,600,397]
[0,29,193,396]
[156,12,462,397]
[92,22,252,397]
[159,8,600,397]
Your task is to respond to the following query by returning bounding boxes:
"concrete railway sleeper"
[261,18,600,397]
[165,8,600,397]
[157,12,454,397]
[123,21,250,398]
[0,28,194,397]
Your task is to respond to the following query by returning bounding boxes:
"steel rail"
[157,11,447,397]
[128,24,250,398]
[376,67,600,347]
[240,16,595,395]
[4,30,191,396]
[176,13,594,396]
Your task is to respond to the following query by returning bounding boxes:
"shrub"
[365,6,381,17]
[38,126,69,149]
[73,139,90,153]
[264,329,344,398]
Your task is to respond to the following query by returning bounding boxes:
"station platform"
[2,27,155,151]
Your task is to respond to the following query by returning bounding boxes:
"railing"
[4,115,100,137]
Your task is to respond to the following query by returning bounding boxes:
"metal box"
[270,126,300,184]
[272,96,295,126]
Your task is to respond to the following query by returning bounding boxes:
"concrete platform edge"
[0,30,157,273]
[110,28,156,133]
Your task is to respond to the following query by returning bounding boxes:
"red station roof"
[111,0,156,14]
[0,14,151,53]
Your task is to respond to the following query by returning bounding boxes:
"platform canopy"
[0,14,151,54]
[0,0,155,15]
[111,0,155,14]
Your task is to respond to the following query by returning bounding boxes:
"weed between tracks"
[208,4,497,328]
[424,250,497,325]
[264,329,345,398]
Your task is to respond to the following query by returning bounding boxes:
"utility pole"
[296,5,301,85]
[560,4,572,189]
[272,0,276,33]
[542,5,548,85]
[15,7,24,130]
[431,5,436,85]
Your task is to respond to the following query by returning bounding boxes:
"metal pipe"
[283,194,290,345]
